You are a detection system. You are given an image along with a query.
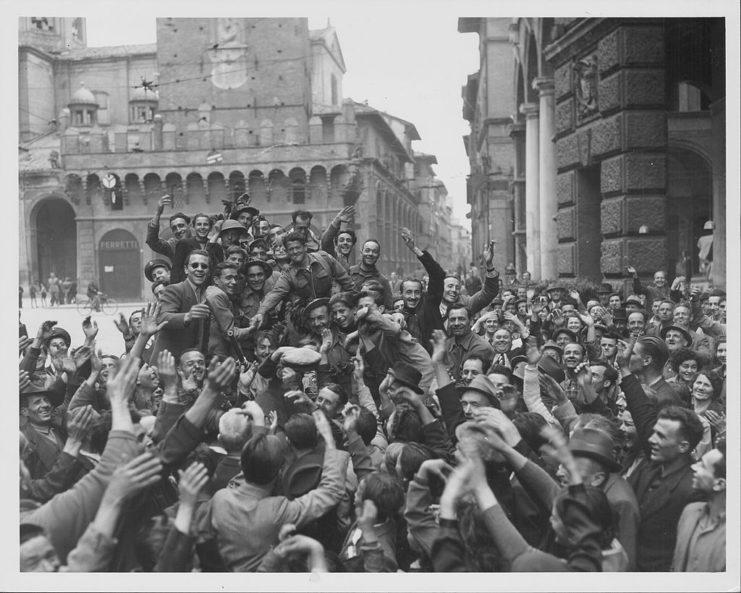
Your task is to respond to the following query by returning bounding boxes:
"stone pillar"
[509,121,527,275]
[710,98,725,288]
[520,102,541,280]
[534,77,557,280]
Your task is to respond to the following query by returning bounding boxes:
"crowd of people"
[20,273,79,308]
[18,193,727,573]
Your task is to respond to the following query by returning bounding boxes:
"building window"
[321,116,335,143]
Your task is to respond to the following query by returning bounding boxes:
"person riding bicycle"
[87,281,102,312]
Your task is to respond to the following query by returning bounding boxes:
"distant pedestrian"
[40,284,47,306]
[19,285,23,309]
[29,284,37,308]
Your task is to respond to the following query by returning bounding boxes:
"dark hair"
[512,412,548,451]
[362,238,381,251]
[214,262,238,279]
[241,433,286,485]
[323,382,348,406]
[284,413,318,450]
[400,278,423,293]
[462,355,488,372]
[329,291,356,309]
[695,370,724,400]
[656,406,705,451]
[169,211,190,225]
[282,230,307,247]
[358,287,384,307]
[249,238,269,253]
[636,336,669,370]
[356,407,378,446]
[359,472,405,523]
[192,213,213,228]
[713,439,726,479]
[487,364,512,381]
[186,249,210,266]
[398,443,431,484]
[669,348,704,373]
[225,244,247,257]
[445,302,469,320]
[291,210,313,222]
[336,229,357,244]
[255,329,277,349]
[600,331,619,343]
[588,360,619,386]
[390,404,424,444]
[554,485,616,549]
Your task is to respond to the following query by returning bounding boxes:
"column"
[534,77,557,280]
[509,121,527,275]
[519,102,541,280]
[710,97,725,288]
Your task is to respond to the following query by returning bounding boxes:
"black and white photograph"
[9,1,739,590]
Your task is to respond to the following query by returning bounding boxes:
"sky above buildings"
[83,9,480,227]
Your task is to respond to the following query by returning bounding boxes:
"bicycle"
[76,293,118,316]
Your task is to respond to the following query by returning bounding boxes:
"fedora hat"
[546,283,562,292]
[596,282,613,294]
[244,258,273,277]
[611,308,627,322]
[537,355,566,383]
[20,374,65,407]
[624,295,643,308]
[660,324,693,346]
[457,374,501,409]
[388,362,424,395]
[553,328,578,343]
[568,428,621,472]
[144,258,172,282]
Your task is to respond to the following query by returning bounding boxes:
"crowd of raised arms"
[18,193,727,573]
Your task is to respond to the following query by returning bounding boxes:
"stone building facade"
[19,17,453,299]
[460,18,726,288]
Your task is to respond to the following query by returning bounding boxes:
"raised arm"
[145,195,176,259]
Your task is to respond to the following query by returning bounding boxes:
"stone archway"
[33,198,77,286]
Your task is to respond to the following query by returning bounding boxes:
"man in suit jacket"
[619,343,706,571]
[151,250,212,362]
[205,262,253,358]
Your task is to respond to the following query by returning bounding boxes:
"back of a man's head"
[284,413,318,451]
[356,407,378,446]
[359,472,405,523]
[218,409,253,453]
[240,433,285,485]
[637,336,669,370]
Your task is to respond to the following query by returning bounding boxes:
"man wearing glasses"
[150,249,212,361]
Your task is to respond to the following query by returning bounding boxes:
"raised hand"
[157,194,173,214]
[19,370,31,392]
[205,357,237,393]
[418,458,453,482]
[616,337,636,372]
[104,452,163,503]
[284,389,314,410]
[336,205,355,224]
[66,405,96,444]
[19,335,32,354]
[400,227,415,251]
[430,329,448,364]
[61,355,77,376]
[157,350,178,391]
[483,242,495,268]
[539,372,568,404]
[474,407,521,447]
[626,265,637,278]
[82,316,99,342]
[72,345,92,369]
[704,410,726,435]
[106,354,141,405]
[312,409,335,449]
[113,313,131,337]
[539,425,579,484]
[356,499,378,528]
[242,400,266,427]
[177,461,209,508]
[319,328,332,354]
[341,403,360,434]
[351,348,365,383]
[140,302,167,337]
[36,320,57,343]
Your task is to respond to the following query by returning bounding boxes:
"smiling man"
[252,232,354,331]
[150,249,212,361]
[206,262,254,358]
[146,194,192,261]
[348,239,393,310]
[444,304,494,382]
